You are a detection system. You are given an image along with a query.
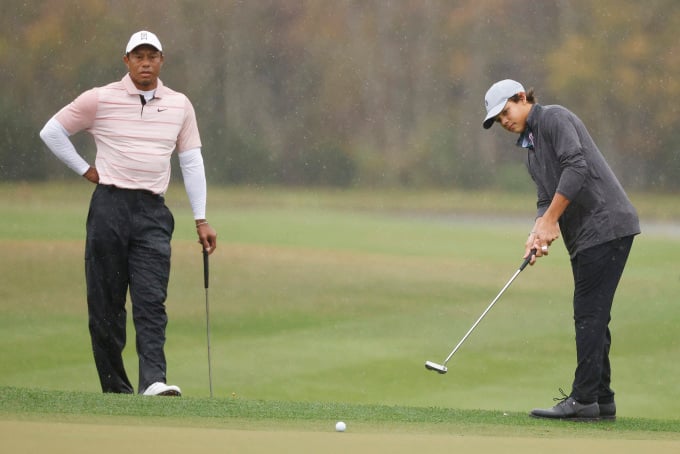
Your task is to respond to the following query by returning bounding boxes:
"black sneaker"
[599,401,616,420]
[530,390,600,421]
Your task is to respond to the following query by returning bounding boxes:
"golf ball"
[335,421,346,432]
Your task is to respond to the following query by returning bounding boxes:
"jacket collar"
[516,104,540,149]
[526,103,541,129]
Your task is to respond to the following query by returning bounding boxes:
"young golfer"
[482,79,640,420]
[40,31,217,396]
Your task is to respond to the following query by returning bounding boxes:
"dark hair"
[509,88,536,104]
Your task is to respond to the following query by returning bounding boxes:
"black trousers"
[85,184,174,394]
[569,235,634,404]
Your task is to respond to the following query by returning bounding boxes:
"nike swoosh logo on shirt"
[157,108,167,112]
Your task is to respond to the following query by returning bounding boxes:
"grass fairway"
[1,387,679,453]
[1,182,679,450]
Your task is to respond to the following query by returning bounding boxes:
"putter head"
[425,361,448,374]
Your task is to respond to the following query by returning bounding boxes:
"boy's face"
[495,94,532,133]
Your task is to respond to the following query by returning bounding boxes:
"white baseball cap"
[482,79,525,129]
[125,30,163,54]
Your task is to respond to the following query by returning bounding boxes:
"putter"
[425,249,536,374]
[203,248,214,397]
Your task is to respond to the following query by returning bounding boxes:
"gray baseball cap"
[483,79,525,129]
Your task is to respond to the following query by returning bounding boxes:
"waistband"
[97,184,164,200]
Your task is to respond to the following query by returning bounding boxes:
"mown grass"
[1,182,679,431]
[1,386,679,439]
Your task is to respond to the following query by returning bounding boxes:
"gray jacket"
[519,104,640,258]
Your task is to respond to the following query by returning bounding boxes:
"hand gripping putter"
[425,250,536,374]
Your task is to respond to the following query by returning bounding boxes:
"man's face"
[495,95,531,133]
[124,45,164,90]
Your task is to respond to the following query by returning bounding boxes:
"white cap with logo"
[482,79,525,129]
[125,30,163,54]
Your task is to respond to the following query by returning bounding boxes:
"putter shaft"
[203,249,214,398]
[441,267,523,365]
[427,250,535,372]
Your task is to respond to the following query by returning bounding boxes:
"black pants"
[570,235,634,404]
[85,185,174,394]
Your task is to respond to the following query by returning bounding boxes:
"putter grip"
[203,249,209,289]
[519,248,537,271]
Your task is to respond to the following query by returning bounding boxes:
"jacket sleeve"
[546,110,587,202]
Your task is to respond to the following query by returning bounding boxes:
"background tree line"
[2,0,679,191]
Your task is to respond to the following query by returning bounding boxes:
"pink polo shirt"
[55,74,202,194]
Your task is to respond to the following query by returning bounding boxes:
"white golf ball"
[335,421,346,432]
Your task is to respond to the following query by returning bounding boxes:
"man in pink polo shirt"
[40,31,217,397]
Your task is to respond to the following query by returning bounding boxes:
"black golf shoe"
[530,396,600,421]
[599,401,616,420]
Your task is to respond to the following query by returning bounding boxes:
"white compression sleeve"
[179,148,207,220]
[39,117,90,175]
